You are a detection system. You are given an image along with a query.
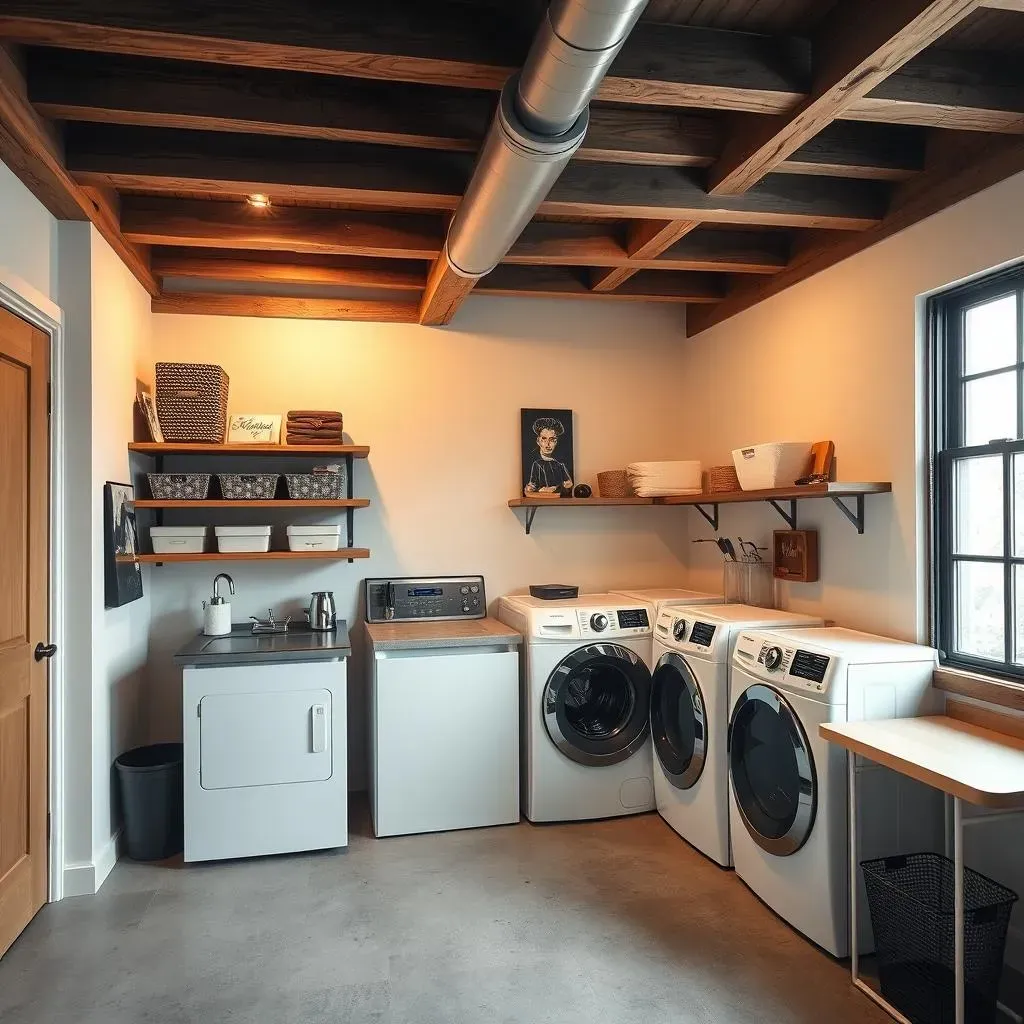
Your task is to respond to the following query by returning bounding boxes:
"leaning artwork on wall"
[104,482,143,607]
[521,409,574,498]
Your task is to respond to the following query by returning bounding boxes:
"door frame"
[0,268,66,903]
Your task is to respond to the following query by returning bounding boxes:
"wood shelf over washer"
[508,482,891,534]
[135,498,370,509]
[129,442,370,457]
[134,549,370,564]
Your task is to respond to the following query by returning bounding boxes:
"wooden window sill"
[934,667,1024,714]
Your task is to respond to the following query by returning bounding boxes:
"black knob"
[591,613,609,632]
[573,484,592,498]
[672,619,688,642]
[764,646,784,671]
[34,642,58,662]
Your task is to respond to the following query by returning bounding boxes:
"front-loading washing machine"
[497,593,656,822]
[728,626,943,956]
[649,604,823,867]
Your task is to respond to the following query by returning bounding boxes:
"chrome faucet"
[212,573,235,605]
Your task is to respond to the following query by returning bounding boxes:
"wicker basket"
[147,473,211,501]
[597,470,632,498]
[155,362,229,443]
[284,470,346,500]
[706,465,741,493]
[217,473,279,500]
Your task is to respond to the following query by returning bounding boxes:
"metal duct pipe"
[444,0,648,280]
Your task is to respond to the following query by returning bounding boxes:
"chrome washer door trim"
[728,683,816,857]
[650,652,706,790]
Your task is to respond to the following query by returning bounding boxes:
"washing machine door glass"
[729,684,816,856]
[544,643,652,767]
[650,652,706,789]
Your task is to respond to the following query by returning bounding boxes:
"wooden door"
[0,307,49,958]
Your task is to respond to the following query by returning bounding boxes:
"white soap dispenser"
[203,572,235,636]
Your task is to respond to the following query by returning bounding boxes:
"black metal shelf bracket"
[346,453,355,561]
[768,499,798,529]
[830,494,866,534]
[693,503,719,531]
[524,506,539,535]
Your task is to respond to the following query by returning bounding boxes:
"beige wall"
[0,161,57,302]
[149,297,692,786]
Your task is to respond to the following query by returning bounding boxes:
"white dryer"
[650,604,823,867]
[728,626,943,957]
[612,588,724,614]
[497,594,656,822]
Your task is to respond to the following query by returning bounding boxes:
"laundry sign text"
[227,414,282,444]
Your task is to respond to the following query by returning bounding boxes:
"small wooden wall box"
[773,530,819,583]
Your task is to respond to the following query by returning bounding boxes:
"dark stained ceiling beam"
[2,5,1022,133]
[709,0,983,195]
[151,292,421,322]
[687,133,1024,334]
[68,125,892,230]
[477,265,724,303]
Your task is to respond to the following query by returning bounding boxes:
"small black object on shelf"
[573,484,593,498]
[529,584,580,600]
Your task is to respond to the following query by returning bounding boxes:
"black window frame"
[931,264,1024,682]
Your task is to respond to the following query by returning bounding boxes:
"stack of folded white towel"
[626,461,703,497]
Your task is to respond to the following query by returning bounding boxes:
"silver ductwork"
[444,0,648,280]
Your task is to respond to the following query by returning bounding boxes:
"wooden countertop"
[820,716,1024,808]
[364,617,523,651]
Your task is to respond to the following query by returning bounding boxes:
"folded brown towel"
[287,435,343,446]
[288,410,342,420]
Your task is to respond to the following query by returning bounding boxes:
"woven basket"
[218,473,279,500]
[706,465,741,493]
[147,473,211,501]
[597,470,632,498]
[155,362,229,443]
[284,470,346,500]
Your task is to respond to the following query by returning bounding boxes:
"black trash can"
[114,743,184,861]
[862,852,1018,1024]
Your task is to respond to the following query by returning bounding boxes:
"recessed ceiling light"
[246,194,271,209]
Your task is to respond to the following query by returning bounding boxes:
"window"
[932,268,1024,680]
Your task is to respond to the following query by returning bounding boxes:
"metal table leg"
[954,796,964,1024]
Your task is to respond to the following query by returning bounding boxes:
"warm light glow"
[246,194,272,209]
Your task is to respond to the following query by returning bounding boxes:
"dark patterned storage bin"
[155,362,229,443]
[218,474,279,500]
[147,473,211,500]
[284,470,347,500]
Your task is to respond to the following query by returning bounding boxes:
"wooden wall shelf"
[129,442,369,457]
[135,549,370,564]
[135,498,370,509]
[508,482,892,534]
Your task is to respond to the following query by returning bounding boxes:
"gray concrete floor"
[0,806,888,1024]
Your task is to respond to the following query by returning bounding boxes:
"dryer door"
[544,643,651,767]
[650,652,706,789]
[729,683,816,856]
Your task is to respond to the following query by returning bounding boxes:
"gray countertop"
[175,622,351,667]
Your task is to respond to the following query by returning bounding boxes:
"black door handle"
[34,643,57,662]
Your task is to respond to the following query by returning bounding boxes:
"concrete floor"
[0,807,888,1024]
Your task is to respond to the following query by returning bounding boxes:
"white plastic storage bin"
[731,442,812,491]
[214,525,272,553]
[286,524,342,552]
[151,525,208,554]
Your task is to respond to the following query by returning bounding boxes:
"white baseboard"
[60,830,121,899]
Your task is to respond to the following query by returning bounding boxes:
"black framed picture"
[521,409,574,498]
[104,482,143,607]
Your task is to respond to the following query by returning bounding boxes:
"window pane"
[955,560,1005,661]
[964,371,1018,446]
[1015,455,1024,557]
[954,456,1003,556]
[1015,565,1024,666]
[964,294,1017,375]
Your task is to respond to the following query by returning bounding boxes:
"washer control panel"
[365,575,485,622]
[578,606,650,638]
[733,632,834,694]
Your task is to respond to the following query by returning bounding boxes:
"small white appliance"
[728,626,942,956]
[497,593,656,822]
[649,604,823,867]
[182,653,348,862]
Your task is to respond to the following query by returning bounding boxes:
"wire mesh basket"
[146,473,211,501]
[284,470,346,500]
[217,474,279,500]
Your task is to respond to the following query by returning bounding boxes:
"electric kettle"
[305,591,337,632]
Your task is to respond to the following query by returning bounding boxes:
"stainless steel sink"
[199,634,295,654]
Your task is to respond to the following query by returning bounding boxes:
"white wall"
[148,298,692,787]
[0,161,58,302]
[681,168,1024,971]
[54,223,153,895]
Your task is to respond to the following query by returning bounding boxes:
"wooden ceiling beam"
[69,125,891,230]
[478,265,723,304]
[709,0,983,195]
[0,43,157,293]
[687,133,1024,335]
[2,6,1021,133]
[25,50,928,179]
[152,292,420,322]
[590,220,702,293]
[418,253,477,325]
